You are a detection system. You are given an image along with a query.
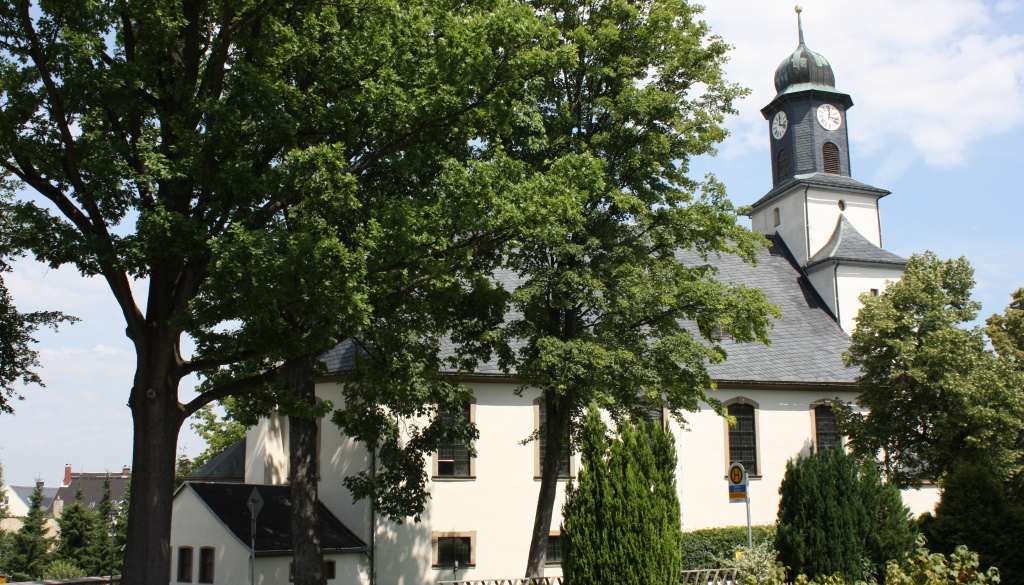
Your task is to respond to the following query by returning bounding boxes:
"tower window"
[837,199,846,211]
[773,207,780,227]
[776,149,791,181]
[823,142,840,175]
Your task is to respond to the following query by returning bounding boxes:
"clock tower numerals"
[816,104,842,131]
[771,111,788,140]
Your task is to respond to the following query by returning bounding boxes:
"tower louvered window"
[822,142,840,175]
[775,149,790,181]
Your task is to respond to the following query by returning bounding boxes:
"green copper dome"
[773,8,836,94]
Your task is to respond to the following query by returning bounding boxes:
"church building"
[169,12,938,585]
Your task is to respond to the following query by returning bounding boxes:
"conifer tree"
[776,446,914,582]
[562,409,682,585]
[7,482,53,580]
[54,486,102,576]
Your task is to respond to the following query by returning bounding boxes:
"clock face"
[817,104,842,131]
[771,111,788,140]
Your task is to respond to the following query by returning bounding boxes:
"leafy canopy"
[839,252,1024,487]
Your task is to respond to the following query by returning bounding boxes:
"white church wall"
[835,263,902,333]
[752,187,807,260]
[255,554,367,585]
[806,188,882,256]
[806,266,838,318]
[170,485,251,584]
[244,411,290,485]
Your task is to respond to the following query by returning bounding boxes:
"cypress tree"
[562,408,682,585]
[7,482,53,580]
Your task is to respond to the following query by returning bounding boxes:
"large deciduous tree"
[0,1,544,582]
[838,252,1024,488]
[477,0,778,574]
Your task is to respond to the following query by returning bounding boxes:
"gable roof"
[186,438,246,482]
[53,473,130,513]
[676,235,856,386]
[323,235,856,388]
[7,485,60,512]
[751,172,890,211]
[805,215,907,270]
[186,482,366,556]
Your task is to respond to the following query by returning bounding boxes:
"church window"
[435,398,474,478]
[775,149,791,180]
[814,404,839,450]
[773,207,780,227]
[823,142,841,175]
[432,532,476,567]
[536,398,572,478]
[546,533,562,564]
[198,547,214,583]
[726,401,758,476]
[177,547,193,582]
[870,288,879,296]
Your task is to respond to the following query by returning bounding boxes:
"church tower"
[750,7,906,334]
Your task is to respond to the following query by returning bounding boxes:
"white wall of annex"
[806,189,881,256]
[835,264,903,333]
[752,188,808,260]
[805,266,838,319]
[170,486,250,584]
[255,554,366,585]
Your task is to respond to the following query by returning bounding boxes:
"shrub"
[680,525,776,570]
[42,559,87,579]
[884,537,999,585]
[776,446,916,583]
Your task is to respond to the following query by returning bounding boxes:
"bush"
[884,537,999,585]
[42,559,87,579]
[776,447,916,583]
[680,525,776,570]
[921,462,1024,585]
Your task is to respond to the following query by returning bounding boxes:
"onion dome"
[773,6,836,94]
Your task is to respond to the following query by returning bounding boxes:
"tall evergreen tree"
[776,446,915,582]
[562,408,682,585]
[54,486,102,576]
[6,482,53,580]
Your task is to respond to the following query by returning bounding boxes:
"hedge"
[680,525,775,570]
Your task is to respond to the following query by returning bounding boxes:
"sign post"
[728,462,752,550]
[247,487,264,585]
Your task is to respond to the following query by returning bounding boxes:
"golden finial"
[795,4,803,13]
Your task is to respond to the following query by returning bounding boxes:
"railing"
[439,569,739,585]
[438,580,562,585]
[17,578,120,585]
[681,568,740,585]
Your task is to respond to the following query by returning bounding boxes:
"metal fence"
[439,580,563,585]
[439,569,740,585]
[15,578,120,585]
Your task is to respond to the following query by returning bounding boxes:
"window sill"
[432,476,476,482]
[545,562,562,567]
[433,564,475,570]
[534,476,573,481]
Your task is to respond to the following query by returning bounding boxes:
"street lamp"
[107,506,119,585]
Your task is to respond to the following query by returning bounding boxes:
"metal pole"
[745,495,753,550]
[250,508,256,585]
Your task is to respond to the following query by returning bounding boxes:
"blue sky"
[2,0,1023,486]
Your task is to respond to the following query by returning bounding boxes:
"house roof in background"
[53,472,130,512]
[7,485,60,512]
[185,482,366,556]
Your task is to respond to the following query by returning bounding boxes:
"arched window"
[814,404,839,450]
[726,401,758,475]
[776,149,791,180]
[822,142,840,175]
[772,207,781,227]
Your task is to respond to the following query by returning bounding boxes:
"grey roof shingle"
[676,236,856,385]
[751,172,890,211]
[805,215,906,269]
[322,236,857,387]
[186,438,246,482]
[52,473,130,513]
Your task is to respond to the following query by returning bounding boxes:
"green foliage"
[776,447,916,583]
[54,488,103,576]
[920,462,1024,585]
[984,289,1024,499]
[884,537,1000,585]
[724,538,788,585]
[41,558,86,579]
[839,253,1024,488]
[5,483,53,580]
[562,407,682,585]
[680,525,777,570]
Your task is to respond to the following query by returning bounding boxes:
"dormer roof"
[805,215,906,270]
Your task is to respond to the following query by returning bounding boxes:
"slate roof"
[53,473,130,514]
[186,438,246,482]
[751,173,890,211]
[676,236,856,385]
[322,235,856,387]
[186,482,366,556]
[8,485,60,512]
[805,215,907,270]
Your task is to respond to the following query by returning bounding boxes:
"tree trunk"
[289,355,326,585]
[525,395,571,578]
[121,341,187,585]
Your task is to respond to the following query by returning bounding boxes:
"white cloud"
[701,0,1024,167]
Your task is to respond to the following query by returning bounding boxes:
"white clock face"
[817,104,842,131]
[771,111,788,140]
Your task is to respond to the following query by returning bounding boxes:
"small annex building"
[169,13,940,585]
